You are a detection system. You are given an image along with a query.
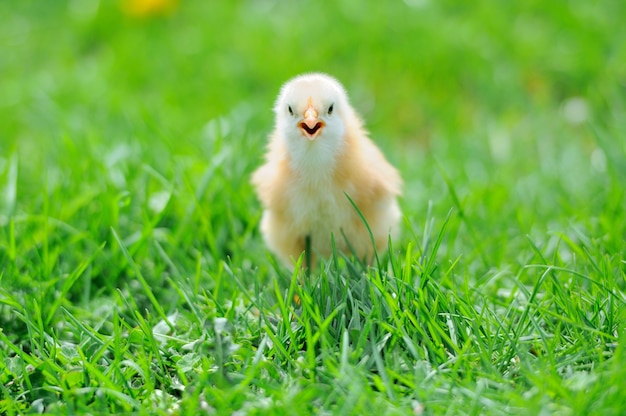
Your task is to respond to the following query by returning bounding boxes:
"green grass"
[1,0,626,414]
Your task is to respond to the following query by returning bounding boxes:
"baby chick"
[252,73,402,267]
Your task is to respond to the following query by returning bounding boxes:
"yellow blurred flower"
[122,0,179,17]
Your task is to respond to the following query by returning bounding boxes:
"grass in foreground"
[1,1,626,414]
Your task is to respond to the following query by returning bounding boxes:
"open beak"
[299,105,324,141]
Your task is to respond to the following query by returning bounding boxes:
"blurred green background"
[4,0,624,148]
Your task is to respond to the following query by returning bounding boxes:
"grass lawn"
[1,1,625,414]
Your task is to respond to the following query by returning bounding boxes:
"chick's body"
[252,73,402,266]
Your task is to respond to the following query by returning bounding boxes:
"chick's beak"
[299,105,324,141]
[303,107,318,128]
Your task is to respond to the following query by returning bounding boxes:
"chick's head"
[274,73,352,151]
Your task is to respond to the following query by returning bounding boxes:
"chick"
[252,73,402,267]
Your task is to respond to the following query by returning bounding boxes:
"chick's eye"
[328,104,334,115]
[288,105,294,116]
